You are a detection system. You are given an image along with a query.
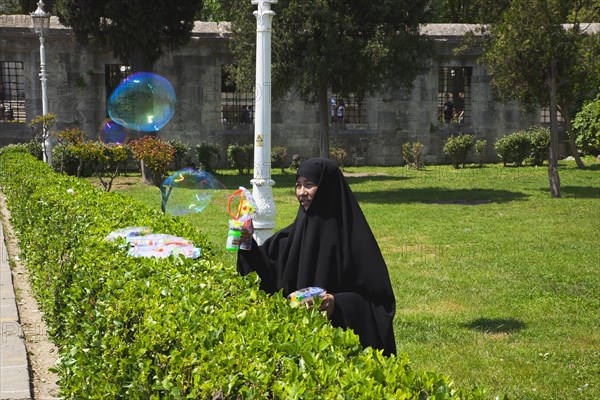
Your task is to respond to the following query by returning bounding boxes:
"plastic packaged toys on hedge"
[287,287,327,305]
[126,233,201,259]
[104,228,201,259]
[226,187,257,251]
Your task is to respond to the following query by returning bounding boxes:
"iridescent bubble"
[107,72,176,132]
[160,168,227,216]
[98,118,130,144]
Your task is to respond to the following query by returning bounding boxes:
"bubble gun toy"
[287,287,327,305]
[227,187,257,251]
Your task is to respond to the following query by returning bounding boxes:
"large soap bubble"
[107,72,176,132]
[98,118,130,144]
[161,168,227,216]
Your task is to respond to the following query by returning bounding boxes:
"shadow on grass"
[550,186,600,199]
[464,317,527,334]
[353,187,528,204]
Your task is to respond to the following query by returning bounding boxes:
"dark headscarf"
[238,158,396,355]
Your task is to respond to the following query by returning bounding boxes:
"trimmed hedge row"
[0,148,484,399]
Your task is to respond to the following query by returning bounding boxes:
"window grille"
[540,107,563,125]
[105,64,131,117]
[330,93,367,124]
[437,67,472,125]
[221,65,254,125]
[0,61,26,122]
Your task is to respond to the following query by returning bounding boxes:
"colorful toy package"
[287,287,327,304]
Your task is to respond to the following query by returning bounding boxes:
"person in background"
[237,157,397,356]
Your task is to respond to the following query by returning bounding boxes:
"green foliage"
[271,146,288,173]
[430,0,511,23]
[54,0,204,71]
[195,142,221,172]
[0,151,481,399]
[443,134,475,168]
[129,136,175,187]
[527,127,551,166]
[573,95,600,155]
[475,139,487,166]
[226,143,253,175]
[29,113,57,160]
[53,127,88,174]
[167,138,191,170]
[402,142,425,169]
[494,127,550,166]
[330,147,348,170]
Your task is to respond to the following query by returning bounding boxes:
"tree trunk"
[548,59,561,198]
[560,111,585,169]
[318,78,330,159]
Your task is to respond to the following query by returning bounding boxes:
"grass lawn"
[105,158,600,399]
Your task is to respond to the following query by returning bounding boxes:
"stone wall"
[0,16,542,165]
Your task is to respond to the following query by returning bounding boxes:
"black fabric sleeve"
[330,292,396,356]
[236,239,277,293]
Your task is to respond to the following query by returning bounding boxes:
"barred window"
[540,107,563,125]
[221,65,254,125]
[330,93,367,124]
[0,61,26,122]
[105,64,131,117]
[438,67,472,125]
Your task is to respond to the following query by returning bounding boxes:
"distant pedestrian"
[337,100,345,124]
[441,94,454,127]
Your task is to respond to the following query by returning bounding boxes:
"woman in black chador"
[237,157,396,356]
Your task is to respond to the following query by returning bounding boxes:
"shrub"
[475,140,487,166]
[227,143,253,174]
[0,151,487,399]
[167,138,191,170]
[443,134,474,168]
[527,127,550,166]
[129,136,175,186]
[495,131,531,166]
[402,142,424,169]
[0,150,485,399]
[196,142,221,172]
[573,96,600,155]
[271,146,288,173]
[494,127,550,166]
[330,146,348,170]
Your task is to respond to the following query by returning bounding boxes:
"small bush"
[475,140,487,166]
[271,146,288,173]
[527,127,550,166]
[495,131,530,166]
[167,138,191,170]
[196,142,221,172]
[443,134,474,168]
[330,146,349,170]
[494,127,550,166]
[129,136,175,186]
[227,143,253,174]
[402,142,424,169]
[573,96,600,155]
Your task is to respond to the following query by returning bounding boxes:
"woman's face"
[295,176,318,210]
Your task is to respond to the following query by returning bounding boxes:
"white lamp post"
[250,0,277,244]
[31,0,52,164]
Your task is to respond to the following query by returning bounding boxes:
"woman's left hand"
[319,293,335,317]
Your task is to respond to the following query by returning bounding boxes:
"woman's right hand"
[240,221,254,243]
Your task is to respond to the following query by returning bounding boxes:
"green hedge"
[0,148,485,399]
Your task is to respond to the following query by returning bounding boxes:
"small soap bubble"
[161,168,227,216]
[98,119,130,144]
[107,72,176,132]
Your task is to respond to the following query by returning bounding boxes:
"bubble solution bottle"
[226,219,243,251]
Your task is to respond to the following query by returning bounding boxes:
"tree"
[430,0,511,23]
[479,0,600,198]
[222,0,433,158]
[54,0,205,72]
